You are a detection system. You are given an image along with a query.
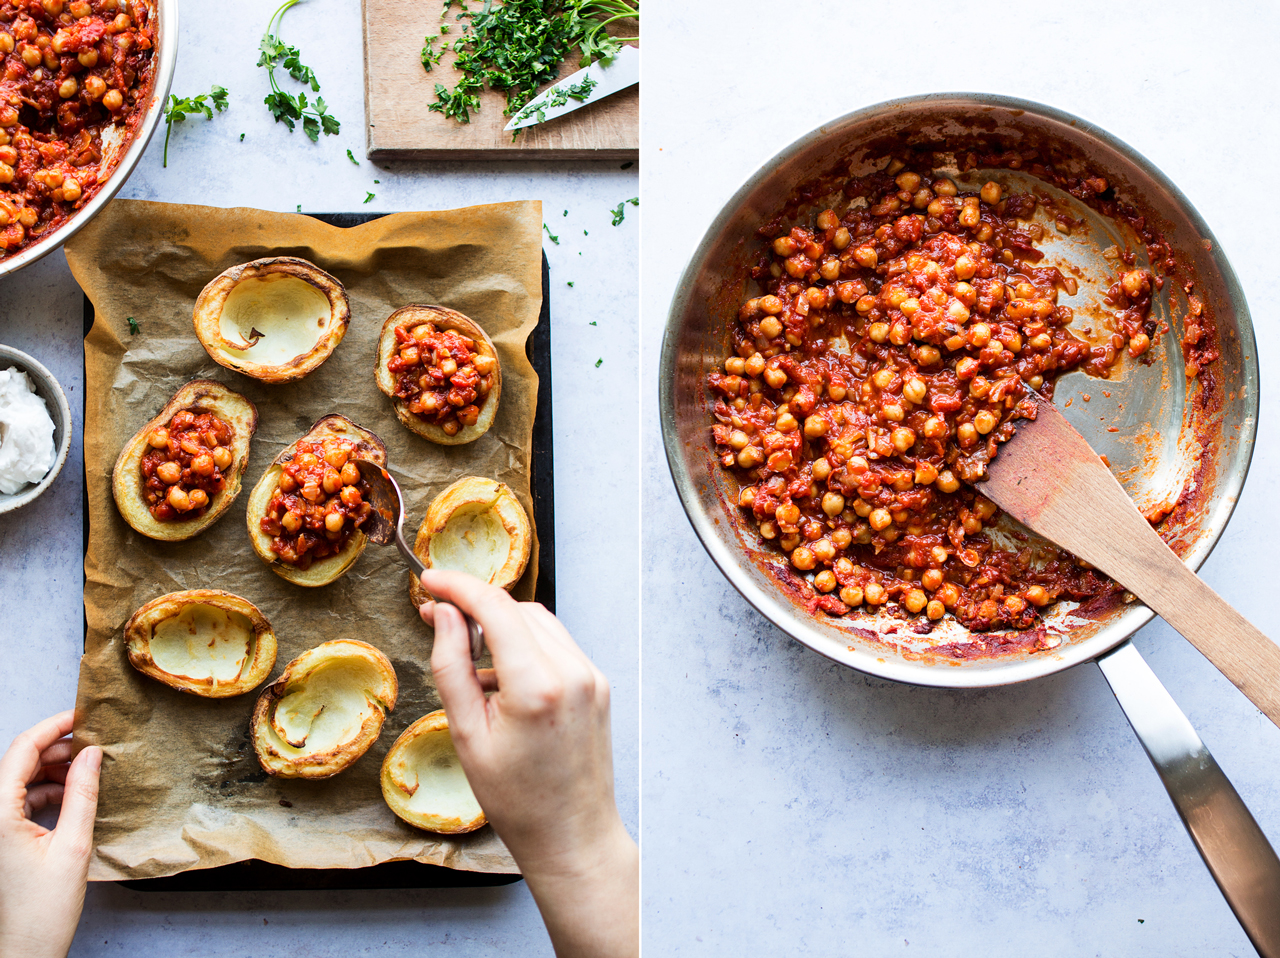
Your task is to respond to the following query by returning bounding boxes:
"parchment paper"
[66,199,542,881]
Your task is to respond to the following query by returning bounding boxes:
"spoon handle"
[395,529,485,661]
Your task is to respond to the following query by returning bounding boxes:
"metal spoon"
[354,460,484,660]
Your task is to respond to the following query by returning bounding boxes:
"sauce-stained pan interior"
[660,93,1257,688]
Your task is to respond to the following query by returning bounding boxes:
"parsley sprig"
[427,0,638,126]
[162,86,228,168]
[258,0,340,142]
[610,196,638,225]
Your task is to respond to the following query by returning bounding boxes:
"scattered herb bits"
[595,358,603,367]
[347,149,359,165]
[543,225,559,244]
[127,317,140,336]
[364,192,375,204]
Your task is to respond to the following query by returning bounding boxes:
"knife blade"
[505,44,639,131]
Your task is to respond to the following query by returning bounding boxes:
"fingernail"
[85,745,102,771]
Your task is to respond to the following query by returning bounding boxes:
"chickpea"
[852,245,878,269]
[790,546,816,571]
[814,570,838,593]
[335,461,359,487]
[895,171,921,193]
[962,512,983,535]
[84,75,106,100]
[957,421,979,447]
[832,528,852,549]
[812,538,836,563]
[855,294,877,316]
[191,453,215,477]
[775,412,798,433]
[914,461,938,485]
[921,569,944,591]
[933,177,957,197]
[737,446,764,469]
[111,12,131,32]
[727,429,750,451]
[302,482,323,503]
[322,468,344,495]
[282,510,303,534]
[891,427,916,452]
[745,353,766,377]
[148,427,169,448]
[775,502,800,526]
[759,295,785,315]
[70,0,91,16]
[840,586,864,607]
[724,356,746,377]
[931,546,949,565]
[882,403,904,422]
[324,510,345,533]
[954,254,976,280]
[103,88,124,111]
[868,322,889,344]
[167,485,190,512]
[926,600,945,620]
[827,380,847,401]
[803,414,828,439]
[187,489,209,510]
[973,497,998,521]
[1026,585,1051,607]
[759,520,778,540]
[773,236,797,257]
[156,460,182,485]
[1120,269,1150,299]
[864,582,887,605]
[974,409,999,435]
[821,492,845,517]
[937,583,961,608]
[904,589,927,614]
[763,366,788,389]
[61,179,81,203]
[833,227,851,250]
[1128,331,1150,357]
[936,470,960,494]
[340,485,362,507]
[902,377,927,405]
[916,345,941,366]
[980,181,1002,205]
[210,446,233,470]
[58,77,78,99]
[42,0,64,14]
[869,508,892,531]
[738,486,756,508]
[20,43,41,67]
[759,316,784,340]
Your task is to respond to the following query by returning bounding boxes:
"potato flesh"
[149,605,253,683]
[428,505,510,584]
[217,275,332,366]
[268,658,386,755]
[391,728,483,821]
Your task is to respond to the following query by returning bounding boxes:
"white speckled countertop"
[641,1,1280,954]
[0,1,636,954]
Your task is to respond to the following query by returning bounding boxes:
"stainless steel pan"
[660,94,1278,954]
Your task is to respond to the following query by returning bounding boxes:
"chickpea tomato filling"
[259,439,371,569]
[387,322,495,437]
[140,410,233,522]
[0,0,154,257]
[709,169,1158,633]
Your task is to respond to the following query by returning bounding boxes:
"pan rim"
[658,91,1260,690]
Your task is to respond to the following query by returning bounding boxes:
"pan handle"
[1097,640,1280,956]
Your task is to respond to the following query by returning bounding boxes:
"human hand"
[0,711,101,958]
[421,570,638,958]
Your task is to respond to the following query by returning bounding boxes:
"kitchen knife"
[505,44,639,131]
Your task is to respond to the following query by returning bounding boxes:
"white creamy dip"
[0,367,56,495]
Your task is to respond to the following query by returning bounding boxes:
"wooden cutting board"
[361,0,638,161]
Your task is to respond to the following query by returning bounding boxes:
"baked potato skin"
[193,256,350,384]
[408,476,532,609]
[251,639,398,780]
[374,305,502,446]
[123,589,277,698]
[245,415,388,588]
[380,709,487,834]
[111,380,258,542]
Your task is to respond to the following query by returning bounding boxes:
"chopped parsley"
[543,224,559,244]
[126,317,140,335]
[567,281,574,287]
[162,86,229,169]
[258,0,341,142]
[428,0,637,127]
[364,192,375,204]
[563,209,568,216]
[347,149,359,165]
[240,132,246,142]
[594,358,603,367]
[610,196,638,225]
[420,35,445,71]
[511,74,598,129]
[589,320,597,326]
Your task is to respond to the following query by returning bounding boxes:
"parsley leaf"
[162,86,229,168]
[610,201,625,225]
[259,0,340,141]
[590,321,597,326]
[364,192,375,204]
[126,317,139,335]
[543,224,559,244]
[567,281,574,287]
[594,358,603,367]
[347,148,359,165]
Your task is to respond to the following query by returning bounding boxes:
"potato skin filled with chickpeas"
[252,639,398,780]
[245,415,387,587]
[112,380,258,542]
[381,710,487,834]
[124,589,277,698]
[193,257,350,384]
[409,476,532,608]
[375,305,502,445]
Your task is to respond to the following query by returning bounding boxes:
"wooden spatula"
[977,392,1280,728]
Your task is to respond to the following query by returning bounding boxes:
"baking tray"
[81,212,555,890]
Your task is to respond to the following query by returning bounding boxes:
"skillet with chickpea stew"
[709,163,1166,637]
[0,0,155,257]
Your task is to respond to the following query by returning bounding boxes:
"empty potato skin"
[193,256,350,383]
[111,380,258,542]
[124,589,277,698]
[381,710,487,834]
[252,639,398,780]
[408,476,532,608]
[374,305,502,445]
[245,414,388,587]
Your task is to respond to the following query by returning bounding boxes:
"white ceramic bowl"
[0,346,73,515]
